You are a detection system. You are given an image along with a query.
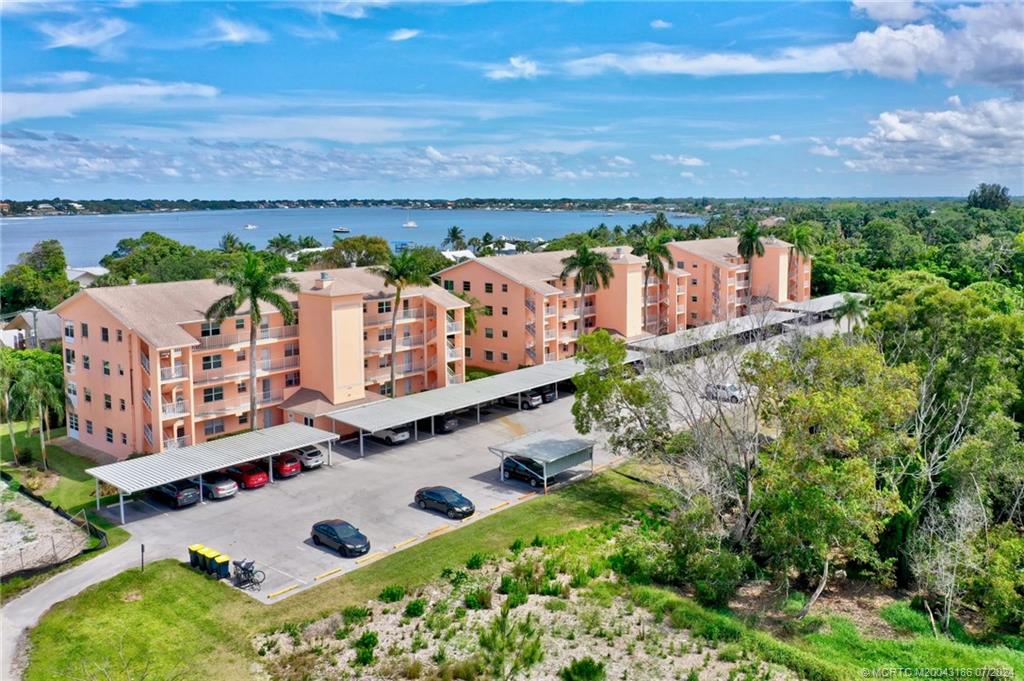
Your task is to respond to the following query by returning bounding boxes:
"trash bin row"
[188,543,230,579]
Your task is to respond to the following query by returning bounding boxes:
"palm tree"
[786,223,816,262]
[218,232,254,254]
[205,253,299,430]
[455,292,482,334]
[296,235,322,249]
[442,226,467,251]
[467,236,482,253]
[631,234,672,334]
[15,363,63,471]
[267,233,297,255]
[0,350,21,463]
[369,250,432,398]
[737,222,765,262]
[560,245,614,336]
[835,293,868,330]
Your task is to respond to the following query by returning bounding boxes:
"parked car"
[538,385,557,403]
[151,480,200,508]
[416,414,459,434]
[415,486,475,519]
[258,453,302,479]
[501,455,545,487]
[311,519,370,557]
[294,445,325,469]
[703,383,749,403]
[501,391,542,410]
[189,474,238,500]
[371,427,410,445]
[221,463,269,490]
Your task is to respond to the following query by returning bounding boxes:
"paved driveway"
[95,394,609,601]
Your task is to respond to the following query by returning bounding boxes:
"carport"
[776,293,868,323]
[328,354,642,456]
[627,310,802,357]
[86,422,337,524]
[488,431,595,493]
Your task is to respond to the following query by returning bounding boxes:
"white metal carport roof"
[627,310,802,354]
[327,353,643,434]
[87,422,336,494]
[489,431,595,492]
[775,292,867,315]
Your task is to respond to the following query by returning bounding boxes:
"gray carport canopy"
[627,310,802,354]
[775,292,868,315]
[86,423,337,523]
[327,353,644,435]
[489,431,595,493]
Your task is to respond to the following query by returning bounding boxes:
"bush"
[688,550,744,608]
[442,567,469,587]
[465,587,493,610]
[404,599,427,618]
[4,508,23,522]
[402,657,423,679]
[379,585,406,603]
[609,526,672,584]
[466,552,486,570]
[342,606,371,625]
[531,534,544,547]
[559,656,607,681]
[510,538,525,554]
[353,630,379,666]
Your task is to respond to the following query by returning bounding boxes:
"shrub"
[4,509,23,523]
[466,552,486,570]
[559,656,607,681]
[379,585,406,603]
[570,569,590,589]
[353,631,379,666]
[402,658,423,679]
[442,567,469,587]
[609,526,672,584]
[545,599,568,612]
[717,643,743,662]
[342,605,371,625]
[510,538,525,554]
[531,534,544,547]
[506,582,529,609]
[688,550,744,608]
[404,599,426,618]
[465,587,493,610]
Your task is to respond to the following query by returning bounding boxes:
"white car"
[704,383,749,403]
[294,445,324,469]
[371,428,410,445]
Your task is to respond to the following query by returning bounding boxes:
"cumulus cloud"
[36,16,128,54]
[20,70,94,86]
[560,3,1024,91]
[704,135,782,150]
[485,56,542,80]
[388,28,420,41]
[314,1,392,19]
[203,17,270,45]
[837,97,1024,172]
[851,0,928,25]
[2,81,219,123]
[650,19,672,29]
[606,155,634,167]
[651,153,706,166]
[809,143,840,157]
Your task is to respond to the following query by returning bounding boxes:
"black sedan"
[151,480,200,508]
[415,486,475,519]
[416,413,459,434]
[311,519,370,557]
[501,456,545,488]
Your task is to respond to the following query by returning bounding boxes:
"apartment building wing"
[55,268,468,460]
[667,236,811,326]
[435,246,689,373]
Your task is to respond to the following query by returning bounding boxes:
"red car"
[259,453,302,479]
[221,463,269,490]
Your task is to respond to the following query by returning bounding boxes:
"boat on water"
[244,223,258,230]
[402,220,418,229]
[333,226,351,234]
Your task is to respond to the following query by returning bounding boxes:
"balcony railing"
[582,304,596,315]
[544,329,556,341]
[526,347,536,360]
[525,298,536,312]
[163,435,189,450]
[140,354,151,374]
[446,321,462,334]
[193,391,283,418]
[564,330,581,340]
[64,362,75,376]
[194,356,300,385]
[544,352,556,362]
[562,307,581,319]
[364,335,423,354]
[525,323,535,336]
[197,325,298,350]
[143,424,153,445]
[364,364,424,384]
[677,305,686,313]
[161,400,189,418]
[544,305,556,316]
[446,368,464,385]
[645,296,661,305]
[364,309,423,327]
[160,364,187,381]
[446,342,460,361]
[66,391,78,408]
[142,390,152,410]
[676,284,686,293]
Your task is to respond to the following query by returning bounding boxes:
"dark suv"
[416,413,459,434]
[152,480,200,508]
[501,456,545,488]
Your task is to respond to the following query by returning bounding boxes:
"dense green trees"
[968,183,1012,211]
[0,240,78,313]
[0,348,64,466]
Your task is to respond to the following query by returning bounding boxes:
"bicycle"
[232,558,266,590]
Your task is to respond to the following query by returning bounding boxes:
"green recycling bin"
[213,554,231,580]
[188,544,205,569]
[199,547,220,573]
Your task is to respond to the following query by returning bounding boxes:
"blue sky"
[2,1,1022,199]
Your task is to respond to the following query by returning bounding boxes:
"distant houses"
[66,266,109,288]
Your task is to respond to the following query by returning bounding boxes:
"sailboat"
[332,226,351,234]
[243,223,258,230]
[402,208,418,229]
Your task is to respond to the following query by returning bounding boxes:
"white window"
[67,382,77,398]
[202,354,222,370]
[64,322,75,339]
[303,416,314,427]
[200,322,221,337]
[284,343,299,357]
[285,372,300,387]
[204,419,225,436]
[377,300,391,314]
[68,414,79,431]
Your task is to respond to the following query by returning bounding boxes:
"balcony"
[525,323,536,337]
[446,342,460,361]
[544,352,556,362]
[561,307,581,320]
[142,390,152,410]
[582,304,596,315]
[526,347,536,360]
[364,335,423,355]
[140,354,151,374]
[446,320,462,334]
[163,435,189,450]
[364,364,423,384]
[364,309,424,327]
[143,424,153,445]
[544,329,556,341]
[544,305,556,316]
[676,283,686,293]
[446,368,464,385]
[677,305,686,313]
[64,362,75,376]
[525,298,536,313]
[160,364,188,381]
[66,391,78,409]
[564,329,581,340]
[645,296,661,306]
[194,356,300,385]
[161,400,189,418]
[197,325,298,350]
[193,391,283,419]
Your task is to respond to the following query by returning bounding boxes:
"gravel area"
[0,492,89,577]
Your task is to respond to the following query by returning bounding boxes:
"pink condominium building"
[56,268,467,460]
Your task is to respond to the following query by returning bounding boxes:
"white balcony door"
[260,348,271,371]
[261,378,271,400]
[263,409,272,428]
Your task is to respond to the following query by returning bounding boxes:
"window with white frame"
[68,414,79,431]
[202,354,222,370]
[204,419,225,436]
[200,321,221,337]
[203,387,223,403]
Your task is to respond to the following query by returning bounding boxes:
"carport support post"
[518,392,522,411]
[267,455,274,483]
[118,490,125,524]
[327,439,333,466]
[554,384,558,399]
[95,479,100,511]
[476,404,480,423]
[359,429,364,457]
[414,420,418,441]
[543,462,548,494]
[199,473,204,502]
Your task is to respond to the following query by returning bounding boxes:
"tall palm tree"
[737,222,765,262]
[15,363,63,471]
[631,234,672,334]
[786,223,816,262]
[455,291,482,334]
[205,253,299,430]
[559,245,614,336]
[835,293,869,330]
[467,236,482,253]
[442,226,467,251]
[218,232,254,254]
[0,350,21,463]
[267,233,298,255]
[370,250,432,398]
[296,235,322,249]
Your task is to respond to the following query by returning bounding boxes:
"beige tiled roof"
[439,246,645,295]
[669,236,792,266]
[56,267,466,349]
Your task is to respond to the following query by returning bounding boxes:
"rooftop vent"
[313,271,333,290]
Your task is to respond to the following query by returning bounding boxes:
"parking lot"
[97,388,610,600]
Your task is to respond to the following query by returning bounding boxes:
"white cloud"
[314,1,392,19]
[851,0,928,26]
[560,3,1024,91]
[837,97,1024,172]
[704,135,782,150]
[679,171,695,178]
[20,70,94,86]
[204,17,270,45]
[809,144,840,157]
[485,56,542,80]
[2,82,219,123]
[606,155,634,167]
[729,169,749,178]
[36,17,128,54]
[650,19,672,30]
[651,153,706,166]
[388,28,420,41]
[182,114,444,144]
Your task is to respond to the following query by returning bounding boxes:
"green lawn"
[25,468,663,681]
[465,365,501,381]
